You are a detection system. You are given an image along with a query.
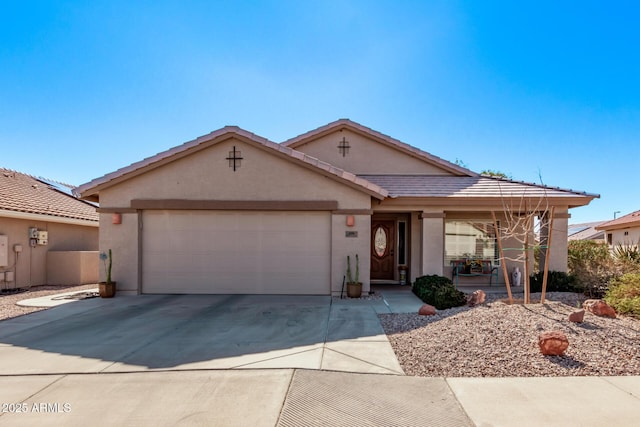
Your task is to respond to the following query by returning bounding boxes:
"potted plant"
[346,254,362,298]
[99,249,116,298]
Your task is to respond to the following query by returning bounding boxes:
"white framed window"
[444,219,499,265]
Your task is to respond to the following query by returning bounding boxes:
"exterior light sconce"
[112,213,122,225]
[346,215,355,227]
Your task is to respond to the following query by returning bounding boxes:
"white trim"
[0,209,99,227]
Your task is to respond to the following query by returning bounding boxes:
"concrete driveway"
[0,294,403,375]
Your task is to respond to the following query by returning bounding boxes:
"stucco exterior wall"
[608,227,640,247]
[99,212,139,294]
[331,214,371,296]
[543,209,569,273]
[47,251,99,285]
[290,129,454,175]
[99,138,372,210]
[97,138,374,294]
[420,212,445,276]
[0,217,98,288]
[410,212,422,283]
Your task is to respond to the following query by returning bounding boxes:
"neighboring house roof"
[0,168,98,225]
[76,126,389,201]
[596,210,640,232]
[281,119,477,177]
[567,221,606,241]
[358,174,598,207]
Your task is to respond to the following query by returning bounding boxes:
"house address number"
[345,231,358,238]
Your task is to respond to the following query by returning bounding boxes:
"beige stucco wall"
[0,216,98,288]
[97,138,374,294]
[291,129,454,175]
[99,137,372,210]
[410,212,422,283]
[47,251,99,285]
[99,212,139,294]
[331,214,371,296]
[420,212,445,277]
[541,209,569,273]
[608,227,640,247]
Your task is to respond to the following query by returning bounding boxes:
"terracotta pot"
[346,282,362,298]
[99,281,116,298]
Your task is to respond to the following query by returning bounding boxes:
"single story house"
[567,221,606,242]
[0,168,99,289]
[76,119,598,295]
[596,210,640,246]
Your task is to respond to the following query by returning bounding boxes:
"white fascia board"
[0,209,99,228]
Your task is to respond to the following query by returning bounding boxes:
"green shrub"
[412,275,467,309]
[568,240,616,298]
[529,271,579,293]
[604,273,640,319]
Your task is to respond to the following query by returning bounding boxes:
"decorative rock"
[418,304,436,316]
[568,309,585,323]
[467,290,486,307]
[538,331,569,356]
[583,299,617,318]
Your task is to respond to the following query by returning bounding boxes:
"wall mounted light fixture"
[346,215,355,227]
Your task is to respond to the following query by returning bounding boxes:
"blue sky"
[1,1,638,224]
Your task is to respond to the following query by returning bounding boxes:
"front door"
[371,220,395,280]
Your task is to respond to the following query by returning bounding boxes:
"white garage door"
[142,210,331,294]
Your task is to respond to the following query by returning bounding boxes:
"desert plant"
[529,271,578,293]
[412,275,467,310]
[346,254,360,284]
[99,249,113,284]
[604,273,640,318]
[612,241,640,265]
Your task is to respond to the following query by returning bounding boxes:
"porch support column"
[539,208,570,273]
[420,211,445,276]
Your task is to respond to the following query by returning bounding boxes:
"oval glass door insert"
[374,226,387,257]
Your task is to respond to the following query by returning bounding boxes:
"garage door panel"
[142,211,330,294]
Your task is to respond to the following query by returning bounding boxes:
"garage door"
[142,210,331,294]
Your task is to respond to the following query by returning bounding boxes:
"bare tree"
[491,180,555,304]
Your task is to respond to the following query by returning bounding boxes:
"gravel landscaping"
[379,292,640,377]
[0,284,98,321]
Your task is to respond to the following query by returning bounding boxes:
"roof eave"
[76,126,388,202]
[379,195,595,209]
[0,209,99,227]
[595,221,640,232]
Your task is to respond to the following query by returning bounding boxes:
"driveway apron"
[0,294,402,375]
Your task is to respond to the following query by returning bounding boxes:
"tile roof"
[76,126,388,201]
[596,210,640,231]
[358,174,598,205]
[0,168,98,222]
[281,119,477,177]
[567,221,606,241]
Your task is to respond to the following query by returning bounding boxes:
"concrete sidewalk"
[0,369,638,426]
[2,289,639,426]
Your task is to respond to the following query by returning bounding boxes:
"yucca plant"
[612,241,640,264]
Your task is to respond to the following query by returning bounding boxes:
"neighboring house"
[596,211,640,247]
[0,168,99,289]
[567,221,606,242]
[76,119,598,295]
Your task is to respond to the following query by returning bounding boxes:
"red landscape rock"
[583,299,617,318]
[568,309,585,323]
[467,290,486,307]
[418,304,436,316]
[538,331,569,356]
